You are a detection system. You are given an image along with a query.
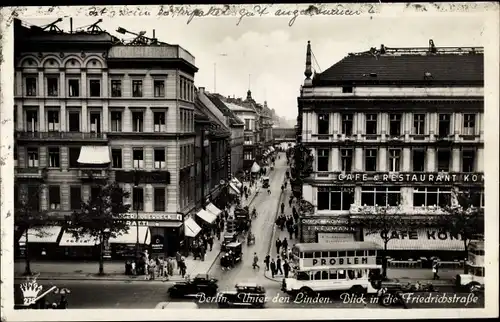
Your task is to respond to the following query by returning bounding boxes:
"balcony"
[15,167,47,180]
[16,131,108,142]
[77,169,109,181]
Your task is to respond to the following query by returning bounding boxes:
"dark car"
[168,274,218,298]
[217,283,266,308]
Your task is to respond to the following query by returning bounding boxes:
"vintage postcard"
[1,2,498,321]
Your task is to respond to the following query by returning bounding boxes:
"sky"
[21,6,486,121]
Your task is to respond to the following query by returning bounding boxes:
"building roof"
[313,48,483,86]
[206,94,245,127]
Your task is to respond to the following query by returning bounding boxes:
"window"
[366,114,377,135]
[317,113,329,135]
[154,187,166,211]
[341,149,353,172]
[245,119,251,130]
[111,149,122,168]
[110,111,122,132]
[27,148,39,167]
[47,77,58,96]
[89,113,101,133]
[329,271,338,280]
[154,112,165,132]
[132,112,143,132]
[68,79,80,97]
[133,187,144,211]
[462,150,476,172]
[244,135,253,144]
[154,80,165,97]
[413,114,425,135]
[27,186,40,211]
[47,111,59,131]
[469,189,485,208]
[49,186,60,210]
[26,110,38,132]
[437,149,450,172]
[388,148,401,172]
[90,187,101,201]
[438,114,451,137]
[413,187,451,207]
[68,147,80,167]
[412,149,425,172]
[317,149,329,172]
[463,114,476,135]
[133,149,144,168]
[70,186,82,210]
[132,80,143,97]
[389,114,401,136]
[26,77,37,96]
[154,148,166,169]
[317,187,354,211]
[361,187,401,206]
[342,86,353,93]
[89,79,101,97]
[68,112,80,132]
[365,149,377,172]
[341,114,353,136]
[111,80,122,97]
[48,147,60,168]
[244,151,253,160]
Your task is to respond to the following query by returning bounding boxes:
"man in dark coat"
[275,238,282,254]
[282,238,289,251]
[280,202,285,214]
[270,259,276,278]
[288,225,294,240]
[283,260,290,278]
[264,254,270,271]
[276,256,283,275]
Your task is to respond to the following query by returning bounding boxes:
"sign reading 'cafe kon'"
[331,172,484,183]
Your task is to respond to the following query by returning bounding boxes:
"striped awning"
[184,217,202,237]
[19,226,62,244]
[206,203,222,217]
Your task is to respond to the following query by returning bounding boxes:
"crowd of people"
[124,250,188,280]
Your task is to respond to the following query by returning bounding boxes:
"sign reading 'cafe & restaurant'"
[330,172,484,183]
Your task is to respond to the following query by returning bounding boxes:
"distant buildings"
[297,40,484,260]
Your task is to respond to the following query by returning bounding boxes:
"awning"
[59,230,100,246]
[184,217,202,237]
[251,162,261,173]
[19,226,62,244]
[77,146,111,164]
[363,229,465,251]
[197,209,217,224]
[269,146,275,152]
[228,182,240,195]
[318,232,355,244]
[206,203,222,217]
[109,226,151,245]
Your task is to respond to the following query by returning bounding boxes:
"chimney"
[304,40,313,87]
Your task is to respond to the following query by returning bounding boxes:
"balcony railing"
[77,169,109,180]
[15,167,47,179]
[16,131,108,141]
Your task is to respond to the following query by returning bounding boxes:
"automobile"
[217,283,267,308]
[262,176,270,188]
[221,232,238,251]
[225,242,243,263]
[168,274,219,298]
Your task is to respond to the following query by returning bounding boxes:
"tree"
[15,184,54,275]
[438,189,484,273]
[350,204,409,278]
[68,182,131,275]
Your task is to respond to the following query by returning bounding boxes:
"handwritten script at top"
[87,5,376,26]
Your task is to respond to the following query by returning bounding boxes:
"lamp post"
[133,170,140,259]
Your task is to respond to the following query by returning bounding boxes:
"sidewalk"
[263,181,459,286]
[14,180,264,283]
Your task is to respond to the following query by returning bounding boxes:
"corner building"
[14,19,197,259]
[297,41,484,260]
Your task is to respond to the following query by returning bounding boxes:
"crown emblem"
[20,275,43,305]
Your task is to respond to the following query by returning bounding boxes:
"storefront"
[57,229,100,260]
[17,226,63,260]
[108,223,151,259]
[299,217,359,243]
[362,228,466,263]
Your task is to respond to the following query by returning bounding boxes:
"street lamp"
[133,170,140,260]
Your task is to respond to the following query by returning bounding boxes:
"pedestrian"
[270,259,277,278]
[282,238,289,251]
[289,226,294,240]
[432,261,440,280]
[175,251,182,273]
[276,256,283,275]
[245,192,249,199]
[267,188,271,195]
[294,224,299,239]
[179,259,187,278]
[283,260,290,278]
[281,202,285,214]
[284,181,288,188]
[149,259,156,280]
[264,254,270,271]
[200,244,206,261]
[281,184,285,192]
[131,261,136,276]
[208,235,214,251]
[252,253,260,270]
[276,238,282,254]
[158,257,164,277]
[288,198,293,208]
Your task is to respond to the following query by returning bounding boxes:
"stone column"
[451,148,461,172]
[426,148,436,172]
[354,147,363,171]
[378,147,387,172]
[332,148,339,171]
[402,147,411,172]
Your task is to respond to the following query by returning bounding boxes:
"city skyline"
[22,12,485,120]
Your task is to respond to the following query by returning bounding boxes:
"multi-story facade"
[205,93,245,178]
[297,41,484,260]
[258,101,274,150]
[14,19,198,258]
